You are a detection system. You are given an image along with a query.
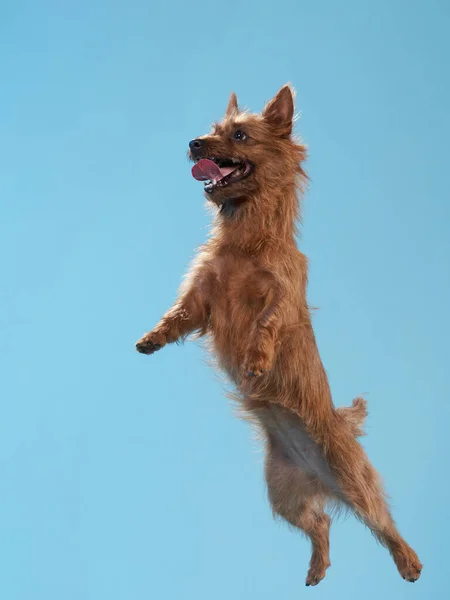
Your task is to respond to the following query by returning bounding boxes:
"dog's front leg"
[136,278,210,355]
[244,279,284,377]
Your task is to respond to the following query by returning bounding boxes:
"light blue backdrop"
[1,1,448,598]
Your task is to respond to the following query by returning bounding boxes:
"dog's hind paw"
[400,560,422,583]
[305,561,329,587]
[395,547,422,582]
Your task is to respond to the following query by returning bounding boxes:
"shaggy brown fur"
[136,85,422,586]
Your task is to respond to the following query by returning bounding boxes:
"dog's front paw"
[135,330,167,355]
[244,351,273,377]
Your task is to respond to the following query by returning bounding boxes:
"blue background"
[1,1,448,598]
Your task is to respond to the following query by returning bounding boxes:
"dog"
[136,85,422,586]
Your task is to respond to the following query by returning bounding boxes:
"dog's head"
[189,85,306,212]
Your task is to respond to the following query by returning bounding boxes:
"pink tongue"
[191,159,236,183]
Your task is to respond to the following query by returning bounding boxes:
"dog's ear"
[262,84,295,136]
[225,92,239,117]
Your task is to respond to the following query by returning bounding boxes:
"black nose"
[189,139,203,150]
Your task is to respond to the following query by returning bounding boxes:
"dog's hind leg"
[265,441,331,587]
[348,474,423,582]
[296,503,331,587]
[323,421,422,582]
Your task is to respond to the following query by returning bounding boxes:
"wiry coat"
[136,86,422,586]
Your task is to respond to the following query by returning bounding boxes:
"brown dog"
[136,85,422,586]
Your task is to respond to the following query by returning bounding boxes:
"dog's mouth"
[191,157,253,194]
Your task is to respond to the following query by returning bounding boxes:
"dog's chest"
[209,257,264,317]
[206,256,265,356]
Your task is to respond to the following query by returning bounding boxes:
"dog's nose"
[189,139,203,151]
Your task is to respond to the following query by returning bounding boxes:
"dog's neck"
[211,183,301,254]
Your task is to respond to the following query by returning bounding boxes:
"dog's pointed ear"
[262,84,295,136]
[225,92,239,117]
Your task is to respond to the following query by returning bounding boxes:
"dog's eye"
[233,130,247,141]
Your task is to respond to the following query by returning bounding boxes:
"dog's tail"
[336,397,368,437]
